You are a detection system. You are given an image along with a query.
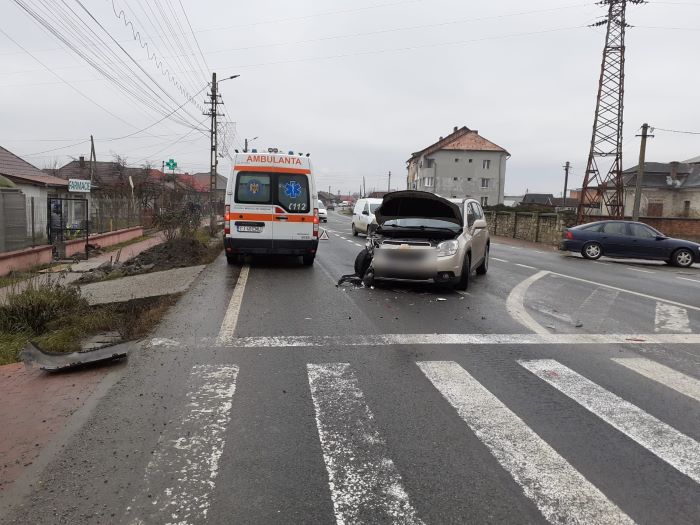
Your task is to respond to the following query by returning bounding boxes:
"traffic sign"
[319,229,330,240]
[165,159,177,171]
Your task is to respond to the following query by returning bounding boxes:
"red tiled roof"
[0,146,68,187]
[409,126,509,161]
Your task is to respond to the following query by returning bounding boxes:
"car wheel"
[455,253,471,291]
[352,223,358,236]
[476,245,489,275]
[671,248,694,268]
[302,254,315,266]
[354,248,371,277]
[581,242,603,260]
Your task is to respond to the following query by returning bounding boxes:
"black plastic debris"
[20,341,128,372]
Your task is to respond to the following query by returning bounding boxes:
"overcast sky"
[1,0,698,196]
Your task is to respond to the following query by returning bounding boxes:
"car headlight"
[436,239,459,257]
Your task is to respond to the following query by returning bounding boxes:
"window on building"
[683,200,691,217]
[480,196,488,206]
[481,178,489,188]
[423,177,434,187]
[647,202,664,217]
[483,159,491,169]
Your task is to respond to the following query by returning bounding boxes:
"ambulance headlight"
[436,240,459,257]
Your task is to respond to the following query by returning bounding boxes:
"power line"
[653,126,700,135]
[13,0,202,130]
[177,0,210,74]
[0,26,137,129]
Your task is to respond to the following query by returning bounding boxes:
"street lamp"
[244,136,258,153]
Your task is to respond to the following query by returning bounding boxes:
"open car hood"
[374,191,462,227]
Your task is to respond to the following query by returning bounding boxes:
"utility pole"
[205,72,226,233]
[577,0,645,224]
[363,176,366,198]
[89,135,96,184]
[387,171,391,193]
[632,123,652,221]
[562,161,570,208]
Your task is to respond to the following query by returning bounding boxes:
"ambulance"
[224,149,319,265]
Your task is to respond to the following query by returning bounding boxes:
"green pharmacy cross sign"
[165,159,177,172]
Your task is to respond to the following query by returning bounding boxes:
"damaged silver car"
[354,191,489,290]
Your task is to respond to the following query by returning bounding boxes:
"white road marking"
[654,302,691,333]
[592,261,611,265]
[216,265,250,345]
[506,271,551,335]
[677,276,700,284]
[219,333,700,347]
[627,267,655,274]
[549,271,700,312]
[128,364,239,524]
[491,257,509,263]
[515,263,537,270]
[520,359,700,484]
[418,361,633,525]
[353,242,362,247]
[307,363,424,524]
[612,358,700,402]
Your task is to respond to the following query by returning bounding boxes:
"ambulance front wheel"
[302,254,315,266]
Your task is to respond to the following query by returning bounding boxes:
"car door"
[352,200,364,230]
[469,202,488,266]
[627,223,664,259]
[599,221,629,256]
[360,202,372,232]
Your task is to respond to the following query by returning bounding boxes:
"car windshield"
[370,203,381,213]
[317,200,325,208]
[381,218,460,231]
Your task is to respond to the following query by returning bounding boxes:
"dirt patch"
[129,238,211,271]
[77,235,221,284]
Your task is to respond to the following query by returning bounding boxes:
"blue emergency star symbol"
[284,180,302,199]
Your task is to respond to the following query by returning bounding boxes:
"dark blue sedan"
[560,220,700,268]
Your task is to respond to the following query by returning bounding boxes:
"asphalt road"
[2,210,699,524]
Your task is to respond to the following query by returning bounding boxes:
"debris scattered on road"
[20,341,128,372]
[575,321,584,328]
[437,298,447,302]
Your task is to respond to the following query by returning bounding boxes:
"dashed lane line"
[418,361,633,525]
[612,357,700,403]
[491,257,509,263]
[627,267,656,274]
[127,365,239,525]
[515,263,537,270]
[677,276,700,284]
[520,359,700,484]
[307,363,424,524]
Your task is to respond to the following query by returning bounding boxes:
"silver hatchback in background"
[355,191,489,290]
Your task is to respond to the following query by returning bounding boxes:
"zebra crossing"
[127,356,700,524]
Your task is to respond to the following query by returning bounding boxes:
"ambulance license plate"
[237,225,263,233]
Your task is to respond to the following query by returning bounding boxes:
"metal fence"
[90,194,141,234]
[0,191,48,253]
[0,191,142,254]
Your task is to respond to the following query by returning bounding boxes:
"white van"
[352,198,383,236]
[224,151,319,265]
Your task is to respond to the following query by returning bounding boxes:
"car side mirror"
[362,210,369,215]
[473,218,487,230]
[655,235,668,240]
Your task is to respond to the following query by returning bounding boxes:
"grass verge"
[0,279,182,366]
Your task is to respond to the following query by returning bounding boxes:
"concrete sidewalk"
[0,234,166,304]
[80,265,206,305]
